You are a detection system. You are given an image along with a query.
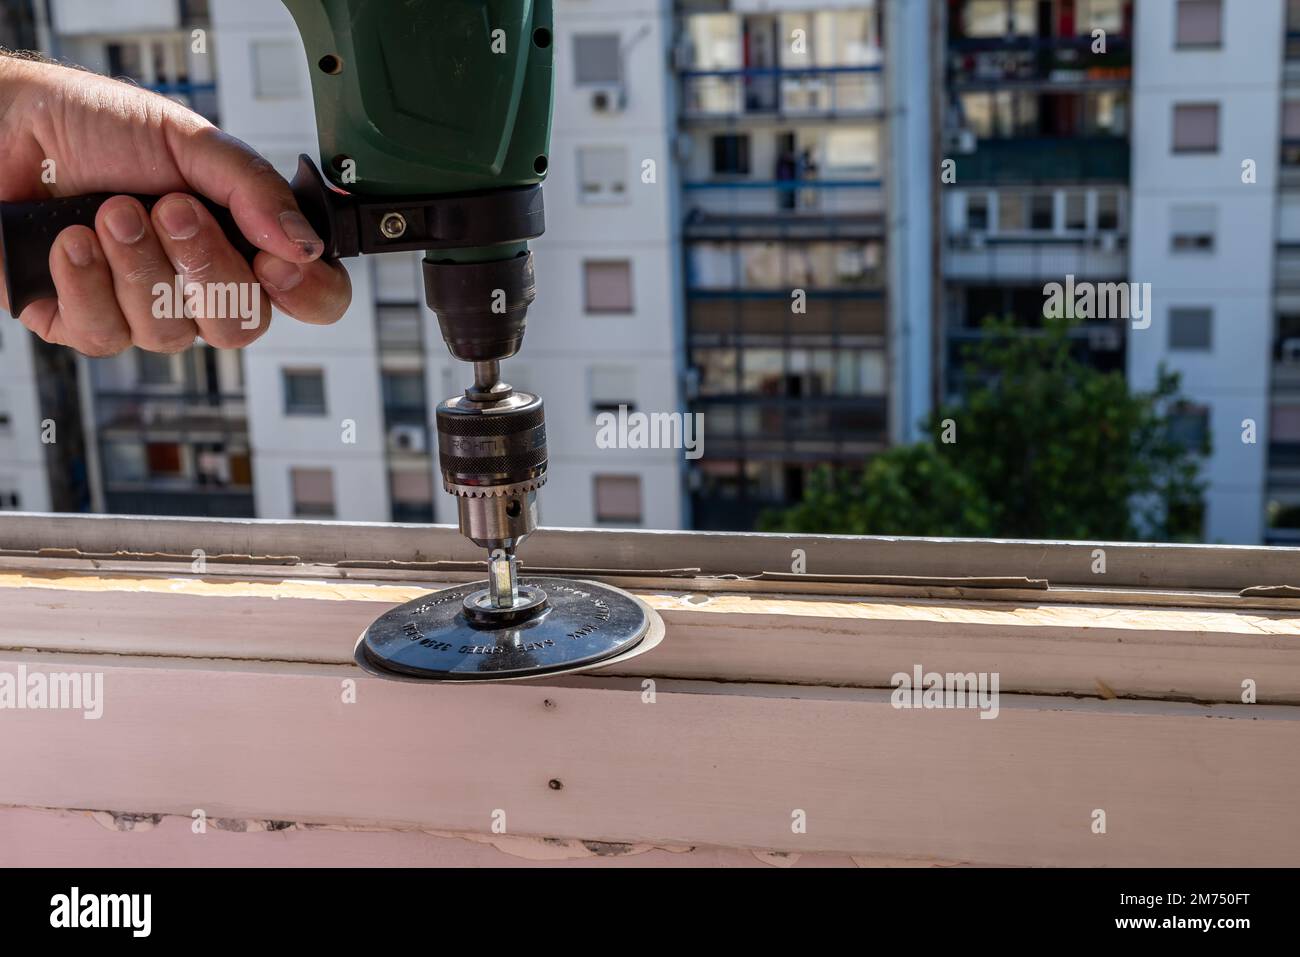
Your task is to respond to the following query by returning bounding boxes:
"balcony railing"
[680,65,882,121]
[95,391,248,439]
[104,488,255,519]
[946,234,1128,281]
[953,137,1129,184]
[690,395,888,448]
[683,179,884,235]
[948,35,1132,88]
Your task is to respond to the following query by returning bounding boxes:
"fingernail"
[157,198,200,240]
[104,204,145,244]
[279,210,324,258]
[63,231,94,267]
[259,256,303,292]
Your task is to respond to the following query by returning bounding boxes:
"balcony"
[948,35,1132,90]
[683,179,884,239]
[680,65,883,123]
[689,290,887,341]
[946,234,1127,282]
[95,390,248,441]
[103,487,255,518]
[954,137,1129,185]
[691,395,888,461]
[52,0,179,34]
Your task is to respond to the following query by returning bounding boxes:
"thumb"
[167,124,325,264]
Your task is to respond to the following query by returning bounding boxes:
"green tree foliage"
[761,318,1208,541]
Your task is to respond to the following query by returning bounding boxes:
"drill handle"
[0,155,340,317]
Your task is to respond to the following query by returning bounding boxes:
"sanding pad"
[354,577,663,682]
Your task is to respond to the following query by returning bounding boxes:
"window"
[590,366,637,415]
[389,468,433,523]
[1168,404,1210,451]
[0,481,18,511]
[252,40,302,99]
[382,371,425,411]
[967,194,989,231]
[1284,101,1300,141]
[1176,0,1222,48]
[291,468,335,518]
[1065,192,1087,231]
[1029,194,1054,231]
[1170,205,1216,252]
[1079,0,1124,33]
[578,146,628,203]
[376,305,423,350]
[283,369,327,416]
[1172,103,1219,153]
[146,442,185,477]
[998,192,1025,232]
[594,475,642,524]
[0,389,11,435]
[711,134,750,175]
[137,351,177,386]
[584,260,634,314]
[573,34,622,85]
[825,129,876,171]
[1169,308,1213,350]
[1097,191,1120,231]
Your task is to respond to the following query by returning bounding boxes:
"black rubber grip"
[0,192,259,316]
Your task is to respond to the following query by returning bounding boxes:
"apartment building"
[675,0,907,530]
[201,0,687,527]
[942,0,1133,400]
[1130,0,1282,544]
[1269,0,1300,543]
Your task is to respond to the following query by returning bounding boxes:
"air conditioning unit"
[1096,232,1119,253]
[590,85,627,113]
[954,128,977,154]
[388,424,427,454]
[1282,338,1300,364]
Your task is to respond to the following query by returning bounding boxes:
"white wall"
[1129,0,1284,543]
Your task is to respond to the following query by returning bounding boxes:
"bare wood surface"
[0,652,1295,865]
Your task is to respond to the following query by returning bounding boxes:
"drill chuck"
[424,252,536,363]
[436,390,547,551]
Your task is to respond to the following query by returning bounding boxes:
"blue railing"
[678,64,881,78]
[146,82,217,96]
[687,288,883,301]
[683,179,881,190]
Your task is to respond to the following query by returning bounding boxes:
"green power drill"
[0,0,660,681]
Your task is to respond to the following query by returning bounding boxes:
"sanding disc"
[355,577,661,682]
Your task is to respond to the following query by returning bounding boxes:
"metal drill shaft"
[488,549,520,608]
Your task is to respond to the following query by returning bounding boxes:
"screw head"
[380,212,407,240]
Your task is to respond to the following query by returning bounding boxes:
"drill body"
[284,0,556,603]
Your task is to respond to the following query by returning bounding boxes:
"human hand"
[0,55,351,355]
